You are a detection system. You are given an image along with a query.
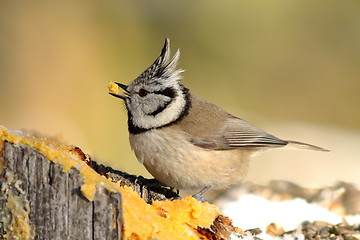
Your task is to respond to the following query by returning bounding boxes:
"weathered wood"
[0,137,180,240]
[91,161,179,204]
[0,142,122,240]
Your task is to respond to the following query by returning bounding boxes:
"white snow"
[217,193,360,240]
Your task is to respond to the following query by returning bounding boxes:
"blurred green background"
[1,0,359,187]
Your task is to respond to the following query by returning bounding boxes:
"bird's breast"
[129,127,252,190]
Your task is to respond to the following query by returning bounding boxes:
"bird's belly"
[129,129,252,190]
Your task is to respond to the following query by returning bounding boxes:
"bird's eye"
[138,89,148,97]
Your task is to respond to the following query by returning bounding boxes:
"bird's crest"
[137,38,183,82]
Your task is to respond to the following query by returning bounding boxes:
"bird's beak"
[109,82,130,100]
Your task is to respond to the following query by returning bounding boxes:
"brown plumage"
[110,38,328,197]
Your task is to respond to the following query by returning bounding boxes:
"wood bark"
[0,141,122,240]
[0,140,179,240]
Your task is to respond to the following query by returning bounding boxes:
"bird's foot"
[191,186,211,202]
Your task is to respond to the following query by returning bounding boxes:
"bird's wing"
[222,116,288,148]
[189,115,288,150]
[181,95,327,151]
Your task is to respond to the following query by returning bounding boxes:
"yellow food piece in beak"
[108,81,119,94]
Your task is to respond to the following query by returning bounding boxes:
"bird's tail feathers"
[285,140,329,152]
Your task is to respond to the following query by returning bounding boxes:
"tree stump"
[0,141,122,240]
[0,126,252,240]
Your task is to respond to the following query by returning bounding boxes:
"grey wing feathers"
[224,131,288,148]
[189,115,288,150]
[223,116,288,148]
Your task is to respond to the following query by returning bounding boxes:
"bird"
[109,38,328,199]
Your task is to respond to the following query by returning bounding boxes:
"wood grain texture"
[0,142,122,240]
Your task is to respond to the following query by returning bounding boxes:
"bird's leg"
[192,186,211,202]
